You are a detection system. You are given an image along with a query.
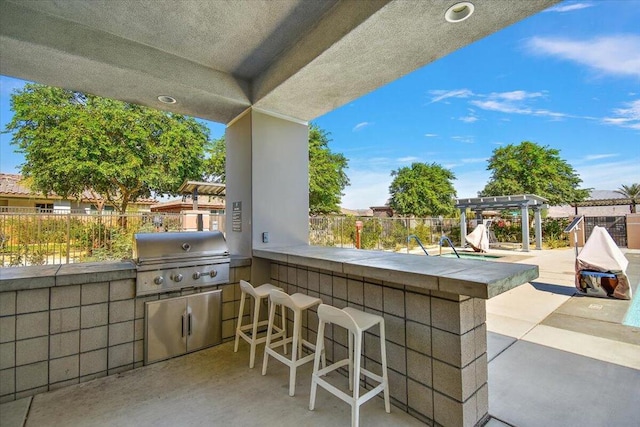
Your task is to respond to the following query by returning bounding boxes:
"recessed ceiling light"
[157,95,177,104]
[445,2,474,23]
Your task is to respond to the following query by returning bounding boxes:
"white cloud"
[428,89,473,104]
[397,156,420,163]
[544,2,594,13]
[496,90,544,101]
[454,169,490,198]
[459,116,478,123]
[461,158,487,164]
[451,135,475,144]
[603,99,640,130]
[526,35,640,78]
[352,122,372,131]
[424,133,438,137]
[583,153,619,161]
[577,159,640,190]
[340,169,391,209]
[469,90,579,121]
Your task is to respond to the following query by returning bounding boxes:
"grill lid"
[133,231,229,263]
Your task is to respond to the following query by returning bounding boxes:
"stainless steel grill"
[133,231,230,296]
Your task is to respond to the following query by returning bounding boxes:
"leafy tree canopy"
[204,123,349,215]
[388,162,456,217]
[203,136,226,183]
[615,183,640,213]
[480,141,589,206]
[308,124,349,215]
[5,84,209,213]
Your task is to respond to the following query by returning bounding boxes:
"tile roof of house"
[588,190,625,200]
[340,207,373,216]
[0,173,156,204]
[0,173,28,195]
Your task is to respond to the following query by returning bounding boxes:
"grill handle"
[188,313,192,336]
[181,314,185,338]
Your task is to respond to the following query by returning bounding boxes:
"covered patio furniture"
[575,226,631,300]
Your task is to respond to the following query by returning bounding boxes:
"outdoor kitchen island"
[253,245,538,427]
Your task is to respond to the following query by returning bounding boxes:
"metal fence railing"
[0,211,183,267]
[1,211,576,267]
[309,216,460,252]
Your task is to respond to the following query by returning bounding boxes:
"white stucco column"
[225,109,309,281]
[534,207,543,250]
[459,209,467,247]
[521,204,530,252]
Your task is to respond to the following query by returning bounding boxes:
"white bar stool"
[309,304,390,427]
[262,289,324,396]
[234,280,286,368]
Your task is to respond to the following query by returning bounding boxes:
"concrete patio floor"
[2,248,639,427]
[487,248,640,427]
[3,342,425,427]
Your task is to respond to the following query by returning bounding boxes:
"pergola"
[571,197,633,214]
[178,180,226,211]
[455,194,549,251]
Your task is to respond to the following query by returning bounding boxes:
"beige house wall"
[627,214,640,250]
[0,196,152,212]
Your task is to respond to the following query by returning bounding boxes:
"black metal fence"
[584,216,627,247]
[0,211,183,266]
[4,211,620,267]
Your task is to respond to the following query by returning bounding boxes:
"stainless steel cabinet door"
[186,290,222,353]
[145,297,187,364]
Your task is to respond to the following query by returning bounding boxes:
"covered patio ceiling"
[0,0,557,124]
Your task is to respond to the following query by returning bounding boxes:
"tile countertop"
[253,245,538,299]
[0,256,252,292]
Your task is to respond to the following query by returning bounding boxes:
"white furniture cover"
[575,226,631,300]
[465,223,489,253]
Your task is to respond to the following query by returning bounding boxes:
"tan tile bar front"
[254,245,538,427]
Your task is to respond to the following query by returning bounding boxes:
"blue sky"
[2,1,639,209]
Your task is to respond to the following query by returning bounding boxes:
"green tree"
[308,124,349,215]
[388,162,456,217]
[480,141,589,205]
[615,183,640,213]
[203,123,349,214]
[203,136,226,183]
[5,84,209,214]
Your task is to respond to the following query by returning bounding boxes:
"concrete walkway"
[486,248,640,427]
[2,248,639,427]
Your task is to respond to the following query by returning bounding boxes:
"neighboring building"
[370,205,394,217]
[548,190,633,217]
[151,196,225,214]
[339,207,373,217]
[0,173,156,213]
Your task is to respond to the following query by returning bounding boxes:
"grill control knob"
[192,272,202,280]
[153,276,164,285]
[209,270,218,278]
[172,273,183,283]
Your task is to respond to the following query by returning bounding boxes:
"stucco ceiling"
[0,0,558,124]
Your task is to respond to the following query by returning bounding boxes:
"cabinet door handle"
[188,313,192,336]
[181,315,185,338]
